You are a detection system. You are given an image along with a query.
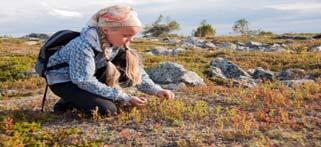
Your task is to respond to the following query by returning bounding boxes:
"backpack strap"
[41,84,49,112]
[47,63,69,71]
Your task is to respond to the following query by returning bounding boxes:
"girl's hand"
[156,90,175,100]
[130,96,147,106]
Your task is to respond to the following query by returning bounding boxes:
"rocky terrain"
[0,34,320,146]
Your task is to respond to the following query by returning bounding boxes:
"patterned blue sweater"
[45,27,163,102]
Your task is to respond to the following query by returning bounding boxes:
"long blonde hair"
[98,27,142,88]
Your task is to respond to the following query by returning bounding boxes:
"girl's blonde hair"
[98,27,142,88]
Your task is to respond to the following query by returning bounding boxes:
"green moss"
[0,55,36,82]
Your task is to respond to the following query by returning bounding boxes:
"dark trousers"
[49,67,119,116]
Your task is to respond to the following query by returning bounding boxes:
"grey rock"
[283,79,315,88]
[148,62,205,87]
[246,41,263,48]
[265,43,288,52]
[181,42,198,48]
[203,42,216,48]
[162,37,181,44]
[278,68,306,80]
[232,78,257,88]
[209,58,257,87]
[236,46,251,51]
[148,46,186,56]
[24,33,50,40]
[274,35,312,40]
[145,52,154,55]
[223,41,289,52]
[208,67,228,80]
[0,89,19,96]
[181,71,205,86]
[313,34,321,39]
[180,37,214,49]
[309,46,321,52]
[267,47,286,52]
[281,44,288,48]
[185,37,205,45]
[27,37,41,41]
[142,37,160,42]
[267,44,284,51]
[150,46,172,56]
[210,58,251,78]
[221,42,237,50]
[24,41,39,46]
[271,44,281,48]
[252,67,275,81]
[246,41,272,51]
[172,48,186,55]
[247,69,256,76]
[236,42,245,46]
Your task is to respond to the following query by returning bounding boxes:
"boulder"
[180,37,215,49]
[231,78,257,88]
[245,41,271,51]
[148,62,205,89]
[208,67,228,80]
[24,41,39,46]
[185,37,205,45]
[172,48,186,55]
[266,44,287,52]
[309,46,321,52]
[247,69,256,76]
[0,89,19,96]
[147,46,186,56]
[251,67,275,81]
[24,33,50,40]
[210,58,251,78]
[313,34,321,39]
[162,37,181,44]
[181,42,198,48]
[149,46,172,56]
[236,46,251,51]
[203,42,216,48]
[246,41,263,47]
[221,42,237,50]
[236,42,246,46]
[273,35,312,40]
[283,79,315,88]
[209,58,257,87]
[277,68,306,80]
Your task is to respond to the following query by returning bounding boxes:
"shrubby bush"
[193,20,216,37]
[142,15,180,37]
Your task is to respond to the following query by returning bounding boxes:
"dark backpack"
[35,30,87,112]
[35,30,80,77]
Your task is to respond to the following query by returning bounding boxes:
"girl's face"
[102,26,140,47]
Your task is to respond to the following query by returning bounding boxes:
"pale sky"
[1,0,321,36]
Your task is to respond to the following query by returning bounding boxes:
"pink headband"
[87,5,142,28]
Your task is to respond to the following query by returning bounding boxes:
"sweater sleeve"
[69,46,131,102]
[136,63,163,95]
